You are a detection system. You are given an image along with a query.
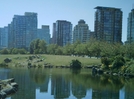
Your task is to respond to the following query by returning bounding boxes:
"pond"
[0,68,134,99]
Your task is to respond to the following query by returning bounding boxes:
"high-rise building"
[0,27,8,49]
[25,12,37,48]
[52,20,72,46]
[73,19,90,43]
[8,12,37,49]
[52,23,57,44]
[12,15,26,48]
[127,9,134,43]
[51,75,70,99]
[8,23,15,48]
[37,25,50,44]
[94,6,122,43]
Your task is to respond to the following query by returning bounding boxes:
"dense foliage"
[70,59,82,69]
[30,39,47,54]
[1,39,134,59]
[0,48,27,54]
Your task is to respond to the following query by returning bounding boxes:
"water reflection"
[0,68,134,99]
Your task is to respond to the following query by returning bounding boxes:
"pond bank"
[0,54,101,68]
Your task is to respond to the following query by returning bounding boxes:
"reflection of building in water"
[72,83,86,99]
[51,75,70,99]
[92,89,119,99]
[0,69,9,79]
[119,86,134,99]
[125,91,134,99]
[36,76,49,93]
[7,69,36,99]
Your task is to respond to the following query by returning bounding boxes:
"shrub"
[101,57,113,69]
[124,57,131,62]
[101,57,112,66]
[4,58,12,63]
[0,62,7,67]
[70,59,81,69]
[112,55,125,69]
[1,49,9,54]
[28,62,31,66]
[29,56,33,60]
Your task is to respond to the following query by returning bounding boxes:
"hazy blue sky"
[0,0,134,42]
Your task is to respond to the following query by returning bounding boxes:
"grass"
[0,54,101,68]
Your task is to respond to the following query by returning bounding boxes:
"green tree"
[55,46,63,55]
[0,48,9,54]
[73,40,81,55]
[89,40,101,58]
[30,39,47,54]
[125,43,134,58]
[18,49,27,54]
[38,40,47,54]
[47,44,58,54]
[30,40,35,54]
[63,43,74,55]
[100,42,114,57]
[112,55,125,70]
[74,43,86,56]
[12,48,19,54]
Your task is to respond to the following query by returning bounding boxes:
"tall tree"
[30,39,47,54]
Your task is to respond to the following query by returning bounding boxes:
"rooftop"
[78,19,85,24]
[94,6,121,10]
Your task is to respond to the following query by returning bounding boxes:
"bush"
[0,62,7,67]
[4,58,12,63]
[70,59,81,69]
[112,55,125,69]
[101,57,113,67]
[1,49,9,54]
[29,56,33,60]
[125,57,131,62]
[28,62,31,66]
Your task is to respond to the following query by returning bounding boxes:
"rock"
[92,67,97,75]
[4,58,12,63]
[113,73,118,76]
[0,91,6,99]
[10,83,18,88]
[0,78,18,98]
[97,69,103,74]
[0,78,15,84]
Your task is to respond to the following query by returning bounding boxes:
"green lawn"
[0,54,101,67]
[43,55,101,66]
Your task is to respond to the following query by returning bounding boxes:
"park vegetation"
[1,39,134,73]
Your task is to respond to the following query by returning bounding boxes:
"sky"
[0,0,134,42]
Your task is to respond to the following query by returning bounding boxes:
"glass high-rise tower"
[53,20,72,46]
[94,6,122,43]
[127,9,134,43]
[37,25,50,45]
[8,12,37,49]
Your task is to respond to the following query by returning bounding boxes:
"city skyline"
[0,0,134,42]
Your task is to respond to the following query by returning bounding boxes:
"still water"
[0,68,134,99]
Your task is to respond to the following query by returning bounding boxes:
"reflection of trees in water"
[71,68,81,74]
[5,69,134,99]
[66,73,127,99]
[68,73,125,92]
[124,78,134,99]
[28,68,48,84]
[98,75,124,91]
